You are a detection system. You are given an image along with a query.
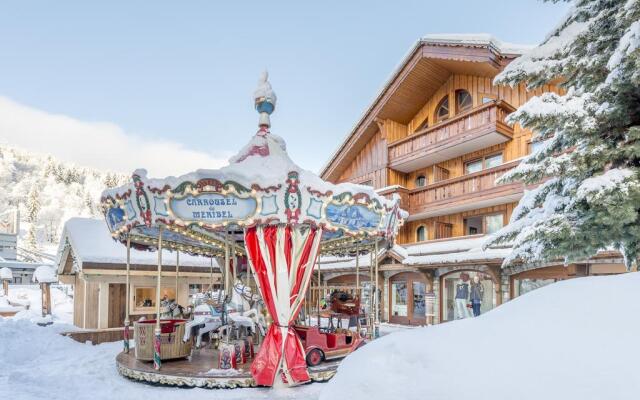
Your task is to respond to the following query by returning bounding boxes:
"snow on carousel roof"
[57,217,221,270]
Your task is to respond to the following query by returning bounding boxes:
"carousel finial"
[254,70,277,132]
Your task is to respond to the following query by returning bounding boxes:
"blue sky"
[0,1,569,176]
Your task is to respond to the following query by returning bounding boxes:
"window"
[480,93,496,104]
[465,153,503,174]
[133,286,177,313]
[463,214,505,235]
[416,118,429,132]
[360,180,373,187]
[415,175,426,188]
[528,140,545,154]
[416,225,427,242]
[435,96,449,122]
[485,214,504,234]
[464,216,483,235]
[455,89,472,113]
[465,159,483,174]
[484,153,503,169]
[391,282,408,317]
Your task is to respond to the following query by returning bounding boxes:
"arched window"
[415,175,426,187]
[455,89,472,113]
[435,96,449,122]
[416,225,426,242]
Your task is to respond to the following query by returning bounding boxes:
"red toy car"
[294,324,365,367]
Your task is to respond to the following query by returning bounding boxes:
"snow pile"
[8,285,73,324]
[0,319,322,400]
[32,265,57,283]
[321,273,640,400]
[0,266,12,280]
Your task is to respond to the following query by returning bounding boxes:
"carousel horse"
[183,281,266,347]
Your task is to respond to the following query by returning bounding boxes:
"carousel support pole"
[224,232,230,301]
[123,236,131,353]
[175,250,179,305]
[317,261,321,327]
[374,239,380,338]
[231,232,237,286]
[369,245,374,338]
[355,243,360,333]
[154,226,164,371]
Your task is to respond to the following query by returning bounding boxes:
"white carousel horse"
[182,281,266,346]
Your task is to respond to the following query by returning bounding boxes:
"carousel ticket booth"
[101,73,406,388]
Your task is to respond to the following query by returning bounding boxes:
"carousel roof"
[100,72,406,257]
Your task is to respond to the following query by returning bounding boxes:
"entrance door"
[389,272,428,326]
[108,283,126,328]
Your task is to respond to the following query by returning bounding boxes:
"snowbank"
[320,273,640,400]
[0,318,322,400]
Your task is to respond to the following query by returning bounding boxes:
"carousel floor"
[116,347,341,388]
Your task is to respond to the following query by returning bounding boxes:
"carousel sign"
[169,193,258,222]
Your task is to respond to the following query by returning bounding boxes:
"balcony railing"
[406,160,523,219]
[388,101,516,172]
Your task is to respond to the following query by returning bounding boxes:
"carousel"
[101,72,406,388]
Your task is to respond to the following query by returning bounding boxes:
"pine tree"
[25,185,41,251]
[486,0,640,269]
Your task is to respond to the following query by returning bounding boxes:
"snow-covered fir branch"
[485,0,640,269]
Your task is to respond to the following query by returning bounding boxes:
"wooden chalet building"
[56,217,222,329]
[319,34,628,326]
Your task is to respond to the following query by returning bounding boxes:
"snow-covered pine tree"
[486,0,640,269]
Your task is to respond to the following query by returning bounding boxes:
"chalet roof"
[320,33,530,182]
[56,217,221,273]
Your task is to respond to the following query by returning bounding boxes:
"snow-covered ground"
[2,274,637,400]
[3,285,74,324]
[321,272,640,400]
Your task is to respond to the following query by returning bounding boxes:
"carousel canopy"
[100,72,406,257]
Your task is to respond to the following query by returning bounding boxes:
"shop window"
[442,271,495,322]
[485,214,504,234]
[415,175,426,188]
[435,96,449,122]
[455,89,472,114]
[412,282,427,318]
[133,286,176,313]
[416,225,427,242]
[391,282,408,317]
[513,278,556,297]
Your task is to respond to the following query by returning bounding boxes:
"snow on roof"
[58,217,220,269]
[33,265,56,283]
[0,266,12,280]
[421,33,534,55]
[319,235,509,270]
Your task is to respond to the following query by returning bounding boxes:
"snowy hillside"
[320,273,640,400]
[0,145,127,256]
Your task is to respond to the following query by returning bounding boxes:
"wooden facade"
[318,36,629,325]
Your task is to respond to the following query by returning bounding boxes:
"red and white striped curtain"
[244,224,322,386]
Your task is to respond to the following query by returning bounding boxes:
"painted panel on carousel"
[169,193,258,224]
[106,207,126,231]
[325,203,381,231]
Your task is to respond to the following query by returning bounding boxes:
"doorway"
[388,272,428,325]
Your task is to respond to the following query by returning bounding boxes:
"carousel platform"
[116,347,340,388]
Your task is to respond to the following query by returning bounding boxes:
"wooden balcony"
[406,160,523,220]
[388,101,516,173]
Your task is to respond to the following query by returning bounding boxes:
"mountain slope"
[0,145,127,256]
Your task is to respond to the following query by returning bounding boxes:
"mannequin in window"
[454,273,471,319]
[469,275,484,317]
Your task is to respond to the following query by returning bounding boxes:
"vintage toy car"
[293,324,365,367]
